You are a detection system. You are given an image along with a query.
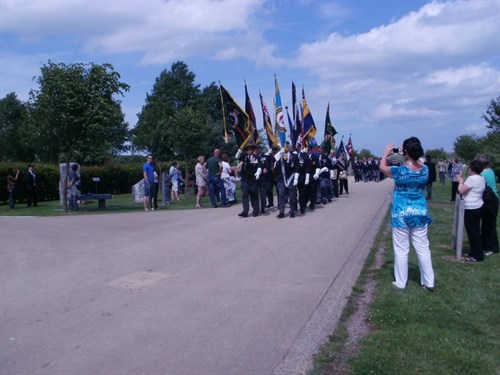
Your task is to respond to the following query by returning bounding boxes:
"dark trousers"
[439,171,446,185]
[451,181,459,202]
[308,179,317,208]
[26,187,37,207]
[277,180,297,215]
[241,180,259,215]
[332,179,339,198]
[464,206,484,261]
[481,201,499,253]
[259,180,273,211]
[9,190,15,209]
[209,175,227,207]
[339,179,348,194]
[297,182,309,213]
[426,182,433,199]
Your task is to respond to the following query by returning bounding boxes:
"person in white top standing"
[457,159,485,262]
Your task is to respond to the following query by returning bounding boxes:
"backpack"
[483,184,499,205]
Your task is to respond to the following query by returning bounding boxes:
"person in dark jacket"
[424,155,437,200]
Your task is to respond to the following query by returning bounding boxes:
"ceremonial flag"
[220,84,254,149]
[259,91,279,148]
[286,106,294,146]
[245,82,260,145]
[274,76,287,147]
[347,134,354,159]
[301,87,317,146]
[336,137,348,169]
[322,103,337,155]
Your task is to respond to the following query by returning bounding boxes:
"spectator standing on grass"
[143,154,155,211]
[424,155,436,200]
[450,158,462,202]
[169,162,183,202]
[67,164,80,211]
[475,154,498,256]
[25,163,38,208]
[379,137,435,292]
[457,160,485,262]
[7,168,20,209]
[195,156,208,208]
[437,159,447,185]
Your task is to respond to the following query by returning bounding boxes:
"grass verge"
[311,181,500,375]
[0,191,201,216]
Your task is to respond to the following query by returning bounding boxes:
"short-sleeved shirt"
[481,168,498,198]
[389,165,432,228]
[169,166,181,182]
[143,162,155,183]
[463,174,485,210]
[206,156,221,177]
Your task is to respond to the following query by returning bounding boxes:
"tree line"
[1,60,499,170]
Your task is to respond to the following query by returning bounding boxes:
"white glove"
[293,173,299,186]
[330,170,334,180]
[265,149,272,156]
[320,167,329,174]
[235,149,243,159]
[274,152,282,162]
[305,173,310,185]
[313,169,320,180]
[254,168,262,180]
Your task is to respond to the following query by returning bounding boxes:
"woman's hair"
[402,137,424,160]
[475,154,490,168]
[172,161,178,167]
[71,164,78,171]
[469,159,484,174]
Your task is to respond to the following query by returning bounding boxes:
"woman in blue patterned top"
[380,137,435,292]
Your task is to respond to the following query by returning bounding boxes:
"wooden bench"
[79,194,113,210]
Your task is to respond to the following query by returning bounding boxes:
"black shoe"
[277,213,285,219]
[252,212,259,217]
[322,199,326,204]
[261,210,266,214]
[221,204,230,207]
[238,212,248,217]
[300,209,305,214]
[266,204,274,208]
[309,204,315,211]
[289,212,295,218]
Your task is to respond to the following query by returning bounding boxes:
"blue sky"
[1,0,499,154]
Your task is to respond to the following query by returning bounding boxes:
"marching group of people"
[188,144,350,219]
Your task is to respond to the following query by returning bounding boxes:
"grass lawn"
[0,189,201,216]
[312,181,500,375]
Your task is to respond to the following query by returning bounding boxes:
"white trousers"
[392,226,435,289]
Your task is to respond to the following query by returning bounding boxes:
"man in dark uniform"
[274,147,299,218]
[308,147,320,211]
[255,145,273,214]
[316,146,332,204]
[297,148,311,214]
[237,144,262,217]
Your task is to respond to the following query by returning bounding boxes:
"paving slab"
[0,177,393,375]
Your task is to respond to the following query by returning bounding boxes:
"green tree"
[453,135,482,163]
[132,62,227,195]
[482,95,500,134]
[425,148,449,162]
[133,61,201,159]
[0,92,32,161]
[29,61,130,211]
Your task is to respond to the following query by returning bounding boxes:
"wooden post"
[451,197,465,259]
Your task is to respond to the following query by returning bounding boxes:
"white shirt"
[221,161,232,179]
[463,174,485,209]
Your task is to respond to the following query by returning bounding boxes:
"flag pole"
[219,81,229,143]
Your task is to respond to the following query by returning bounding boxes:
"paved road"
[0,177,392,375]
